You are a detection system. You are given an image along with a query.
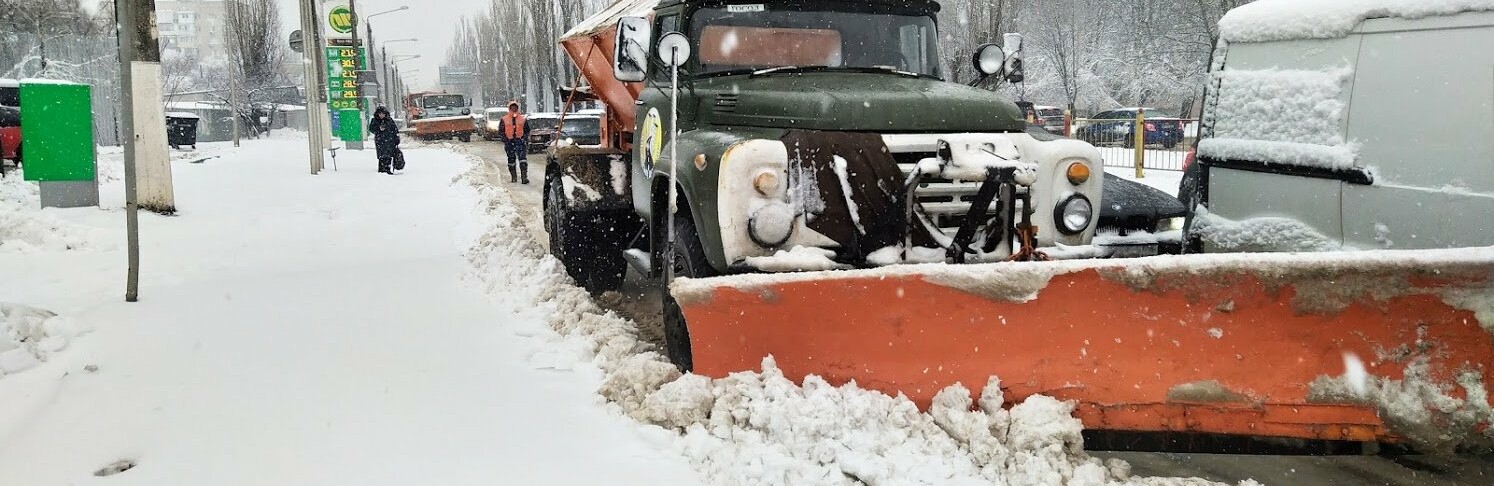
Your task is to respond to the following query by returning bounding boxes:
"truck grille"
[890,151,1023,237]
[714,94,739,113]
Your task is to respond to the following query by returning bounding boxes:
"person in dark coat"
[369,106,402,174]
[497,100,530,184]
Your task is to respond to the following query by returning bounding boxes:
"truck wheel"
[544,176,628,293]
[661,212,719,372]
[459,133,472,143]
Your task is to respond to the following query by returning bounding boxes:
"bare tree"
[0,0,110,75]
[221,0,289,135]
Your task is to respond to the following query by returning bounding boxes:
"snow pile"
[651,362,1240,486]
[460,159,1249,485]
[0,304,89,377]
[0,173,96,253]
[1198,66,1357,169]
[1310,357,1494,453]
[1220,0,1494,43]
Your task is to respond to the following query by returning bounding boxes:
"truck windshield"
[422,95,465,108]
[689,4,940,78]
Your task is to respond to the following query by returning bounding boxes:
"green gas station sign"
[326,46,366,141]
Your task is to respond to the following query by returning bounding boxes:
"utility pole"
[116,0,170,302]
[231,72,241,147]
[299,0,325,174]
[347,0,363,150]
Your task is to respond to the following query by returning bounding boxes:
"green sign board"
[325,46,367,111]
[20,82,95,182]
[337,109,363,141]
[326,46,366,141]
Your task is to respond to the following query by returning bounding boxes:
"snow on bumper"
[718,133,1104,272]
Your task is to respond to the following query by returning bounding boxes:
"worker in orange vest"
[498,100,530,184]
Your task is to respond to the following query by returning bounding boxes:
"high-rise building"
[156,0,229,61]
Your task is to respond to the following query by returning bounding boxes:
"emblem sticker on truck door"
[640,108,663,178]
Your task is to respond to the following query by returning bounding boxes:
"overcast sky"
[275,0,491,90]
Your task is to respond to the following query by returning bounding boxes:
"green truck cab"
[549,0,1106,368]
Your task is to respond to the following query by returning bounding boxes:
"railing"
[1051,114,1199,175]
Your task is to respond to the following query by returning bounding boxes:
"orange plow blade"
[672,249,1494,450]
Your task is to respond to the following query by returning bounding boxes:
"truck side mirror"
[1002,33,1024,83]
[613,16,652,83]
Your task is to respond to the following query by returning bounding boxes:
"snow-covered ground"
[0,135,699,484]
[2,134,1252,485]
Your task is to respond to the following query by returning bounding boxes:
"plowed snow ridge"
[459,159,1257,486]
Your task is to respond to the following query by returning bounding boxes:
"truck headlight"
[1055,194,1094,235]
[748,201,794,248]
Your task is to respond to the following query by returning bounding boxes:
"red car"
[0,105,19,168]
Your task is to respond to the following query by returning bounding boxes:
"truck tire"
[544,176,628,293]
[661,212,719,372]
[459,133,472,143]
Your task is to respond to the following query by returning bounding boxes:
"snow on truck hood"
[1220,0,1494,43]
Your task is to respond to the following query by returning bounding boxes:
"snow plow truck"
[404,91,478,142]
[547,0,1494,452]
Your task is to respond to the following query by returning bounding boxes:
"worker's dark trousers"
[504,140,527,179]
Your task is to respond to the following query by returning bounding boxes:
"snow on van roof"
[1220,0,1494,43]
[562,0,659,40]
[0,79,18,88]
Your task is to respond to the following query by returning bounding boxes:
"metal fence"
[1,33,124,146]
[1060,117,1199,173]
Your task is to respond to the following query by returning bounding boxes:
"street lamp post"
[363,6,408,108]
[381,39,417,110]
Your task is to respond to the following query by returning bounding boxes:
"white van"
[1185,2,1494,252]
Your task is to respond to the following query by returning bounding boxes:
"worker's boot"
[510,173,517,183]
[522,174,530,184]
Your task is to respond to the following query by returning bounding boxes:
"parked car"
[1034,105,1066,135]
[1183,7,1494,251]
[1077,108,1185,148]
[0,78,18,107]
[479,107,506,140]
[524,113,562,150]
[0,105,20,173]
[550,113,603,147]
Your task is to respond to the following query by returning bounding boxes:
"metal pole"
[348,0,362,121]
[666,46,680,281]
[307,0,330,173]
[1134,108,1146,179]
[116,0,162,303]
[231,72,241,147]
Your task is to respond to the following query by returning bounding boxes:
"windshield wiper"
[746,65,931,79]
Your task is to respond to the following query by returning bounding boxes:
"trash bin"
[166,112,200,150]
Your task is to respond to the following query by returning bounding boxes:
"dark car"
[0,105,20,172]
[1077,108,1185,149]
[554,114,603,146]
[525,113,562,150]
[1034,105,1066,135]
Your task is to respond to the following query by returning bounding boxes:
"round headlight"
[748,201,794,248]
[973,43,1005,76]
[1055,194,1094,235]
